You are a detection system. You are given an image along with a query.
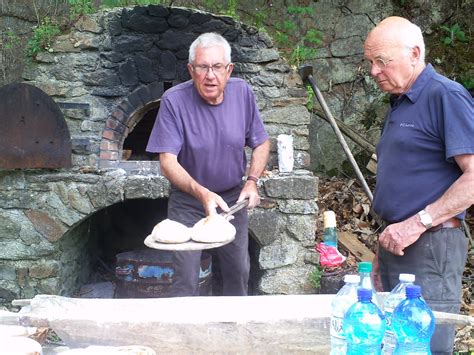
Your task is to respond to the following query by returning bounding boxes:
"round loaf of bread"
[151,218,191,243]
[191,214,236,243]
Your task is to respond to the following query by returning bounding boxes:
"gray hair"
[188,32,232,64]
[401,21,426,62]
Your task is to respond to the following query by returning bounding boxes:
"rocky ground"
[316,176,473,353]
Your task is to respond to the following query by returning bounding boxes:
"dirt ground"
[316,176,473,353]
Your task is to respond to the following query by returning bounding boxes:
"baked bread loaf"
[191,214,236,243]
[151,218,191,244]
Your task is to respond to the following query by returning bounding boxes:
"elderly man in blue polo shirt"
[365,17,473,354]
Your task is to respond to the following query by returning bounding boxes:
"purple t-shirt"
[373,64,474,222]
[146,78,268,193]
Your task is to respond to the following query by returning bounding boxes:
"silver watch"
[418,209,433,229]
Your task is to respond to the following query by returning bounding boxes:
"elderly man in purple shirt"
[146,32,270,297]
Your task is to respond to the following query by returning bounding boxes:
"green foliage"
[290,45,318,67]
[287,6,314,16]
[101,0,165,7]
[304,28,324,45]
[68,0,95,18]
[196,0,239,19]
[308,266,323,290]
[253,11,267,31]
[2,31,20,51]
[270,6,323,67]
[26,18,61,57]
[459,76,474,90]
[224,0,239,18]
[440,23,468,46]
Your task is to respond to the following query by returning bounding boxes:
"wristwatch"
[417,209,433,229]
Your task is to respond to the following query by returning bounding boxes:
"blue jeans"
[378,226,468,354]
[167,185,249,297]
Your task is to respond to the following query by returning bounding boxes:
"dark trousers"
[167,185,250,297]
[378,227,468,354]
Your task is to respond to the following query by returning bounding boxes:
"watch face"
[419,210,432,228]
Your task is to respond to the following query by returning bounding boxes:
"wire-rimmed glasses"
[191,63,230,75]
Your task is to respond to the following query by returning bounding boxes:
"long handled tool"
[299,64,373,203]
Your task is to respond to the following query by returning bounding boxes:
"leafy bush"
[308,266,323,290]
[26,18,61,57]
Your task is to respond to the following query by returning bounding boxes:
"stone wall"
[1,1,466,175]
[0,6,319,304]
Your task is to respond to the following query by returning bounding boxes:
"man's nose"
[371,64,382,76]
[205,68,217,78]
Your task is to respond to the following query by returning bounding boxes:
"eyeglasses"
[365,57,394,71]
[191,63,230,75]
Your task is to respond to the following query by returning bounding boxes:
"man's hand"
[379,215,426,256]
[199,190,230,216]
[237,179,261,209]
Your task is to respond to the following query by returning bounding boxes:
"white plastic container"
[277,134,294,172]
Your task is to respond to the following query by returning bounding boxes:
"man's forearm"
[247,139,270,178]
[426,171,474,225]
[425,154,474,225]
[159,152,209,202]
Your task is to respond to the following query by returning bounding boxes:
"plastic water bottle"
[392,284,435,354]
[323,210,338,247]
[382,273,415,354]
[343,288,386,355]
[358,261,380,307]
[330,274,360,354]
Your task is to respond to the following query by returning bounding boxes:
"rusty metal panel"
[115,249,212,298]
[0,82,72,169]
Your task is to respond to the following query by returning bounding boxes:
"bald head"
[364,16,426,94]
[366,17,425,62]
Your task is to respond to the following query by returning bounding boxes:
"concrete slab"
[19,294,334,354]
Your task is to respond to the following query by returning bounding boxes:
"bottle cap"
[405,284,421,298]
[323,210,337,228]
[358,261,372,273]
[357,287,372,301]
[399,273,415,282]
[344,274,360,283]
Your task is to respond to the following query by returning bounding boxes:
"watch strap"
[246,175,259,183]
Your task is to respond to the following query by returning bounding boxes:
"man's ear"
[187,63,194,78]
[410,46,421,64]
[226,63,234,76]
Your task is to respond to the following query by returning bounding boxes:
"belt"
[380,217,462,232]
[427,217,462,232]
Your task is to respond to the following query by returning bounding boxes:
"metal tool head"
[298,64,314,82]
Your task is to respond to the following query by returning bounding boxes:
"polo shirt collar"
[403,64,436,103]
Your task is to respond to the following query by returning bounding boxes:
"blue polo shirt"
[373,64,474,222]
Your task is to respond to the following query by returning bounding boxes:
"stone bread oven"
[0,5,319,303]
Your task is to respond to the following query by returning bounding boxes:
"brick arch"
[99,82,164,169]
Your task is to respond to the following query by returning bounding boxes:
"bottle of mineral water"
[382,273,415,354]
[392,284,435,354]
[343,287,386,355]
[358,261,380,307]
[330,274,360,354]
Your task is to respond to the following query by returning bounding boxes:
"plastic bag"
[316,242,346,267]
